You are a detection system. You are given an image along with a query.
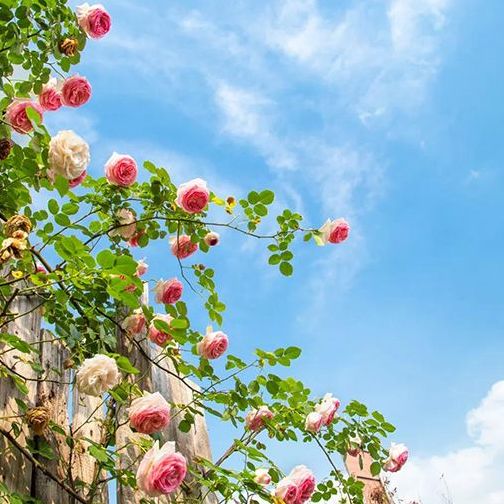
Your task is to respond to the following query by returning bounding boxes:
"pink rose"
[35,265,47,274]
[121,309,146,336]
[254,468,271,486]
[61,75,92,108]
[319,218,350,245]
[245,406,273,432]
[383,443,408,473]
[128,230,145,247]
[148,314,173,347]
[346,433,362,457]
[38,78,62,111]
[289,465,316,503]
[305,411,323,433]
[170,235,198,260]
[69,170,87,188]
[274,478,299,504]
[105,152,138,187]
[155,279,183,305]
[76,3,111,39]
[176,178,210,214]
[136,259,148,277]
[128,392,171,434]
[136,441,187,496]
[315,393,340,426]
[197,328,228,360]
[204,231,220,247]
[6,100,43,134]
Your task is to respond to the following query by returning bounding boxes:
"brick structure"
[345,452,390,504]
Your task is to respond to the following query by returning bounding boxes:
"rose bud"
[204,231,220,247]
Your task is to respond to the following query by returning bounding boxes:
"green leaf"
[25,105,42,126]
[247,191,260,204]
[260,190,274,204]
[54,176,69,197]
[178,420,191,433]
[279,262,293,276]
[370,461,381,476]
[254,204,268,217]
[382,422,396,433]
[88,444,109,463]
[285,346,301,359]
[268,254,280,265]
[143,160,157,173]
[61,202,79,215]
[55,213,71,226]
[0,333,33,354]
[48,199,59,215]
[266,380,279,395]
[115,356,140,375]
[97,250,115,269]
[171,318,188,329]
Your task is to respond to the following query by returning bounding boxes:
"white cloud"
[391,381,504,504]
[260,0,452,122]
[215,82,297,170]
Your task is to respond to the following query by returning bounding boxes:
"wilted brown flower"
[59,37,79,57]
[226,196,235,205]
[0,237,27,262]
[26,406,50,435]
[369,487,387,504]
[0,138,13,161]
[4,214,32,237]
[63,358,75,369]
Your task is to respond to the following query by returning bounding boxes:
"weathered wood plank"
[71,387,108,502]
[151,353,216,504]
[116,286,154,504]
[0,291,42,495]
[32,329,71,504]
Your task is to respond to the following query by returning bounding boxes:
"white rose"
[48,130,90,180]
[76,354,120,396]
[109,208,136,240]
[253,468,271,486]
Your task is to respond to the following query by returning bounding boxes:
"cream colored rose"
[76,354,120,396]
[48,130,90,180]
[109,208,136,240]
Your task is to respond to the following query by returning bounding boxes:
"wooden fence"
[0,285,216,503]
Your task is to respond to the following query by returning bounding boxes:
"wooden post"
[116,285,217,503]
[71,387,109,502]
[150,354,217,504]
[0,291,42,496]
[31,329,72,504]
[116,287,156,503]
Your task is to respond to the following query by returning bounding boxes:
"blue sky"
[50,0,504,501]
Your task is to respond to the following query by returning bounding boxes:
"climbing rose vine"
[0,1,407,503]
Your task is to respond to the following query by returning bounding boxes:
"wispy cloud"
[214,82,296,170]
[391,381,504,504]
[78,0,453,294]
